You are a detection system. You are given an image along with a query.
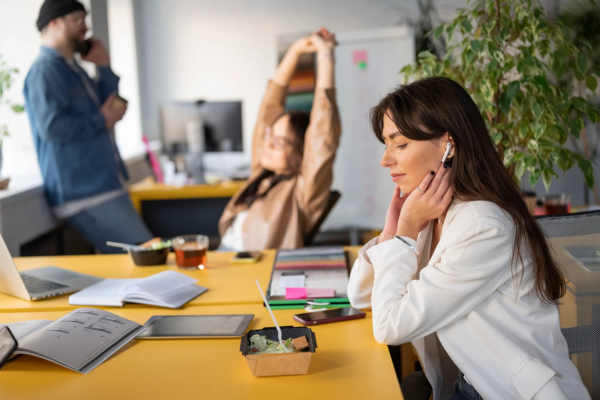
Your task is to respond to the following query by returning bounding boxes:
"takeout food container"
[129,248,169,266]
[239,326,317,377]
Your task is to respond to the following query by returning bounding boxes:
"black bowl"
[129,248,169,266]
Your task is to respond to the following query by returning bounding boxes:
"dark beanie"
[36,0,86,31]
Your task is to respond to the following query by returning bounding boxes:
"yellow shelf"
[128,177,246,212]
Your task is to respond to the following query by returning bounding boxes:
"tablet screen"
[137,314,254,338]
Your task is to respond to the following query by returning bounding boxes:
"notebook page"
[129,271,198,296]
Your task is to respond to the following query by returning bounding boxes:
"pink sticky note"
[306,288,335,298]
[353,50,368,64]
[285,287,307,300]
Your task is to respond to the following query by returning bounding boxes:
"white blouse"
[220,210,248,252]
[348,199,590,400]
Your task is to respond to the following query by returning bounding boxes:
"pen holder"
[239,326,317,377]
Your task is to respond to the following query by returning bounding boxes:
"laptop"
[0,234,103,301]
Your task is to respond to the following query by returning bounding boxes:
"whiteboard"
[324,26,415,230]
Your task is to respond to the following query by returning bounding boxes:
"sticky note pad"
[306,288,335,298]
[285,287,307,300]
[285,288,336,299]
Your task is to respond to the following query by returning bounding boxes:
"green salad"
[249,335,294,354]
[149,240,172,250]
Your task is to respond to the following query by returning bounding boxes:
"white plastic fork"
[255,279,290,353]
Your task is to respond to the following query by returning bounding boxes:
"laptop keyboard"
[20,274,69,294]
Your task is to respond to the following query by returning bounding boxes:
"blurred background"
[0,0,597,256]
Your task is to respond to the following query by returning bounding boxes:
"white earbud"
[441,142,452,163]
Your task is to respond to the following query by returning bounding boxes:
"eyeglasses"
[64,13,87,27]
[265,127,293,150]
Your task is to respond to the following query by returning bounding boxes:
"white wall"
[107,0,143,156]
[133,0,467,156]
[0,0,45,179]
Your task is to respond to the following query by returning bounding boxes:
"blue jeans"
[65,193,153,254]
[451,371,484,400]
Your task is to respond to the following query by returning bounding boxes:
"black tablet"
[136,314,254,339]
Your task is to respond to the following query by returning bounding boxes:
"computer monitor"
[160,101,243,154]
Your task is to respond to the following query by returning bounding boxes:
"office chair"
[303,191,341,246]
[537,210,600,399]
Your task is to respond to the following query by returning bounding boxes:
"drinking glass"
[173,235,208,269]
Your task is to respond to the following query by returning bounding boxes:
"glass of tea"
[543,194,571,215]
[173,235,208,269]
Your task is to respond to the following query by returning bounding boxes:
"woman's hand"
[310,28,336,53]
[396,163,453,241]
[289,37,317,55]
[377,186,407,244]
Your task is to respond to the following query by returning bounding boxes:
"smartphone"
[232,251,261,263]
[293,307,366,326]
[80,39,93,56]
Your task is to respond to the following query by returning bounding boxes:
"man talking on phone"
[23,0,153,253]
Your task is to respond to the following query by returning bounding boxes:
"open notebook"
[0,308,145,374]
[69,271,208,308]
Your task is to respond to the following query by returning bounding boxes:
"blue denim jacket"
[23,46,128,207]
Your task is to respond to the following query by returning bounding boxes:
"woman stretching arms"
[219,28,340,251]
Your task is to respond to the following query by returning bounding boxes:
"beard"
[69,33,89,55]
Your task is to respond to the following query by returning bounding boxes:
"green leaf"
[542,170,552,192]
[418,51,435,59]
[578,159,595,189]
[529,169,541,187]
[433,25,445,40]
[569,120,581,138]
[491,133,502,144]
[531,102,542,119]
[533,123,547,139]
[465,50,476,64]
[435,63,444,75]
[461,20,473,32]
[519,124,529,138]
[572,97,587,113]
[515,159,525,180]
[578,158,592,174]
[499,81,521,113]
[446,24,456,42]
[532,75,551,94]
[11,104,23,113]
[470,39,481,52]
[576,52,588,75]
[586,76,598,92]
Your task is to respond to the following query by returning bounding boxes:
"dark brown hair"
[235,110,310,207]
[281,111,310,174]
[370,76,565,304]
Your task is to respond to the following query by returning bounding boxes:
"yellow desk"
[1,249,359,313]
[0,304,403,400]
[129,177,245,212]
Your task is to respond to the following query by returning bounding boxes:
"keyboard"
[20,274,69,294]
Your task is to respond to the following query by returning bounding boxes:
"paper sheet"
[274,273,306,296]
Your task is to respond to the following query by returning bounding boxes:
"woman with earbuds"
[347,77,589,400]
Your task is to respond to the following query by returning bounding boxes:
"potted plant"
[557,0,600,203]
[0,55,23,178]
[400,0,600,192]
